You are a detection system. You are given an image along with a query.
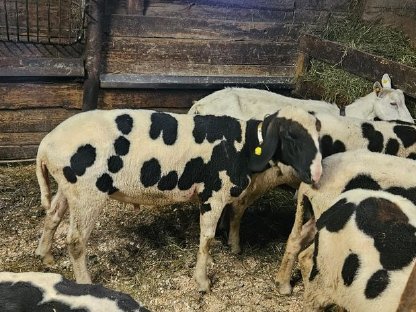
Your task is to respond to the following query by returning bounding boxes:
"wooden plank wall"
[0,0,350,161]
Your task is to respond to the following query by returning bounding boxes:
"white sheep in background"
[188,74,414,123]
[0,271,149,312]
[276,150,416,294]
[299,188,416,312]
[35,107,322,292]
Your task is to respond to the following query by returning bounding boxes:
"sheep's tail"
[36,150,51,210]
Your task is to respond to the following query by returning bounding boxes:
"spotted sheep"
[276,150,416,295]
[35,107,322,292]
[0,271,149,312]
[222,111,416,256]
[188,74,414,123]
[298,189,416,312]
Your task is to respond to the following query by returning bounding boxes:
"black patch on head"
[316,198,356,232]
[54,278,147,311]
[116,114,134,135]
[107,155,123,173]
[320,135,346,158]
[386,186,416,206]
[158,171,178,191]
[150,112,178,145]
[342,253,360,286]
[356,197,416,270]
[385,138,400,155]
[361,123,384,152]
[63,166,77,183]
[365,269,390,299]
[0,281,87,312]
[343,174,381,192]
[114,136,130,156]
[200,203,212,214]
[140,158,161,187]
[96,173,118,194]
[193,115,242,144]
[408,153,416,160]
[309,233,320,281]
[393,125,416,148]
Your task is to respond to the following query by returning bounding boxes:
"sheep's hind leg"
[194,201,224,293]
[66,195,106,284]
[36,188,68,266]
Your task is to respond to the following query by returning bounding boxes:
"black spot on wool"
[342,253,360,286]
[0,281,86,312]
[150,112,178,145]
[115,114,134,135]
[55,278,148,312]
[192,115,242,144]
[177,157,205,190]
[343,174,381,192]
[108,155,123,173]
[140,158,161,187]
[114,136,130,156]
[316,198,356,232]
[158,171,178,191]
[385,138,400,155]
[385,186,416,206]
[355,197,416,271]
[63,144,96,183]
[201,203,212,214]
[365,269,390,299]
[393,125,416,148]
[320,135,346,158]
[361,123,384,152]
[408,153,416,160]
[96,173,118,194]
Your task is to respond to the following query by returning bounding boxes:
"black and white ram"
[276,150,416,295]
[0,271,149,312]
[188,74,414,123]
[35,107,322,292]
[298,188,416,312]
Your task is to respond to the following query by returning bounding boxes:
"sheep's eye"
[390,102,398,107]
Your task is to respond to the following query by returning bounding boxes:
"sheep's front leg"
[194,202,224,292]
[36,189,68,266]
[276,194,315,294]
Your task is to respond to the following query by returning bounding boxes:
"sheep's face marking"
[63,144,96,184]
[361,123,384,152]
[393,125,416,148]
[319,135,346,158]
[342,253,360,286]
[150,112,178,145]
[249,107,322,184]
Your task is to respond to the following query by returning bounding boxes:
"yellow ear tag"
[255,146,262,155]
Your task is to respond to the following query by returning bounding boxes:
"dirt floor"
[0,163,305,312]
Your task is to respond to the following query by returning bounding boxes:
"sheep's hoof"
[277,283,293,295]
[230,244,242,255]
[196,278,211,293]
[42,253,56,267]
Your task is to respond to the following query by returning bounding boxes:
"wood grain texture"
[0,132,47,146]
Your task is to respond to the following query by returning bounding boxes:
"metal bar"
[3,0,10,40]
[15,0,20,41]
[36,0,39,43]
[25,0,30,41]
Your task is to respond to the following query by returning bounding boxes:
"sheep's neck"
[345,93,376,120]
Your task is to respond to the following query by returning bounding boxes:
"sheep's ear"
[381,73,392,88]
[249,116,280,172]
[373,81,383,97]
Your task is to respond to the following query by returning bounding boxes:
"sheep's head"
[249,106,322,184]
[373,81,414,124]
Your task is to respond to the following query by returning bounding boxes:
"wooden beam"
[100,74,294,89]
[82,0,104,111]
[0,57,84,77]
[397,262,416,312]
[0,145,39,161]
[299,34,416,98]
